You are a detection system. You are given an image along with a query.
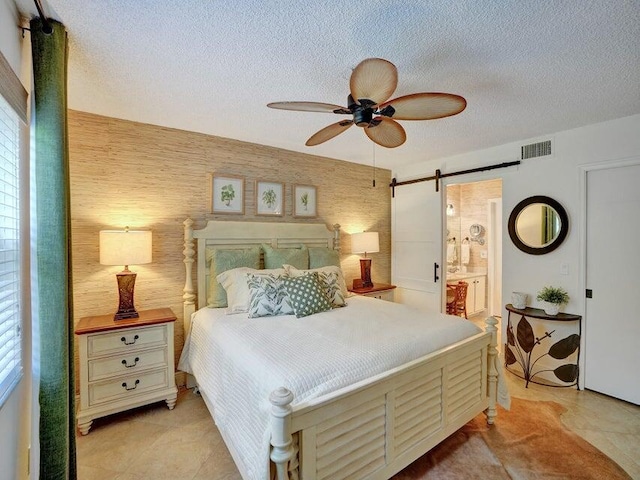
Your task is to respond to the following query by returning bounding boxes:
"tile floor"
[76,339,640,479]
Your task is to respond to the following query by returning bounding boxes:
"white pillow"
[216,267,285,314]
[284,264,348,307]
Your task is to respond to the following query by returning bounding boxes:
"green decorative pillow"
[246,272,294,318]
[207,247,260,307]
[283,273,332,318]
[285,265,348,307]
[309,247,341,269]
[262,244,309,270]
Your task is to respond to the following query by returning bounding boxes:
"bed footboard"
[270,317,499,480]
[270,388,298,480]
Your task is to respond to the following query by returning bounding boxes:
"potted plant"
[536,286,569,315]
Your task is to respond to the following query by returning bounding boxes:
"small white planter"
[543,302,560,315]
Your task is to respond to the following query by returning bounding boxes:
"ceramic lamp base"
[359,258,373,288]
[115,271,139,320]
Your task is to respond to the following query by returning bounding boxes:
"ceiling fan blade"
[350,58,398,105]
[306,120,354,146]
[267,101,349,113]
[365,117,406,148]
[378,93,467,120]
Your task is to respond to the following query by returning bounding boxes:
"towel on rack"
[461,243,470,265]
[446,244,457,263]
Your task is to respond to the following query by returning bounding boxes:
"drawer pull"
[120,334,139,345]
[122,379,140,391]
[121,357,140,368]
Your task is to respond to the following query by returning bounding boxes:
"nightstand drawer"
[88,368,169,406]
[348,283,396,302]
[88,347,168,382]
[364,290,395,301]
[87,325,167,358]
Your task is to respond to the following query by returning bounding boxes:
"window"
[0,93,22,406]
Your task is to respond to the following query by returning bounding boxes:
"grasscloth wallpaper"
[68,110,391,386]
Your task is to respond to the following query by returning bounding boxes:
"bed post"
[270,387,295,480]
[485,316,499,425]
[333,224,341,251]
[183,218,196,336]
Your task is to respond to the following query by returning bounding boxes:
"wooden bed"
[182,219,499,480]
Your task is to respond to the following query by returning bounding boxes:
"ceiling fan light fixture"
[267,58,466,148]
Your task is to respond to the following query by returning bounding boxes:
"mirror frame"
[508,195,569,255]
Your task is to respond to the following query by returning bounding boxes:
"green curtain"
[30,18,76,480]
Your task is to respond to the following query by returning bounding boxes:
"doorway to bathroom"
[445,178,503,324]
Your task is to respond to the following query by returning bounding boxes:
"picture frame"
[256,181,284,216]
[211,174,245,214]
[293,184,317,218]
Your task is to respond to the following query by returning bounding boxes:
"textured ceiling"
[18,0,640,169]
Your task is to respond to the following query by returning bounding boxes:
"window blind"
[0,93,22,406]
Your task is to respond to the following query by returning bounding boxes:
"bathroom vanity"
[446,272,486,316]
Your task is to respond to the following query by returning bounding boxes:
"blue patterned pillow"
[283,273,332,318]
[246,273,293,318]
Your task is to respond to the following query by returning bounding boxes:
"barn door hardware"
[390,160,521,197]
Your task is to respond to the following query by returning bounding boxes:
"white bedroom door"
[585,162,640,405]
[392,179,443,312]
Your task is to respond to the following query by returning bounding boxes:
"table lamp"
[100,228,152,320]
[351,231,379,288]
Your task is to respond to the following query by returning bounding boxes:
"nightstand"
[348,283,397,302]
[75,308,178,435]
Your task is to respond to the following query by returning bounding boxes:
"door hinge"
[586,289,593,298]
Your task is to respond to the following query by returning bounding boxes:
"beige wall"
[68,110,392,385]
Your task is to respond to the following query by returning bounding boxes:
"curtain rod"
[33,0,53,34]
[389,160,521,197]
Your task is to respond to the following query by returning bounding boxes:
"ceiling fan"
[267,58,467,149]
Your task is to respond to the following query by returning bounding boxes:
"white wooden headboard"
[182,219,340,334]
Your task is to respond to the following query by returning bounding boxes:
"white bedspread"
[178,296,482,480]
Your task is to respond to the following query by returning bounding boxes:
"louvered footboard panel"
[314,395,387,480]
[392,369,443,455]
[446,349,483,419]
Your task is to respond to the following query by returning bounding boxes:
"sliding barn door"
[585,162,640,405]
[392,181,443,312]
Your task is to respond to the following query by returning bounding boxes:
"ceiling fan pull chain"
[372,144,376,187]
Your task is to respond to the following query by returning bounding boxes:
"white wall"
[0,1,32,479]
[393,113,640,359]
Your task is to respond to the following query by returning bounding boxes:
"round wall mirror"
[508,195,569,255]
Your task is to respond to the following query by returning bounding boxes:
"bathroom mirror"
[508,195,568,255]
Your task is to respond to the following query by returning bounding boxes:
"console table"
[504,304,581,389]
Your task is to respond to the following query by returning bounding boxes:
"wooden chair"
[447,281,469,318]
[446,285,457,314]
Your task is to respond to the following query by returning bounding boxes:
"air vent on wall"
[521,140,552,160]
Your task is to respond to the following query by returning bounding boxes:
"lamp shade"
[100,230,152,267]
[351,231,379,255]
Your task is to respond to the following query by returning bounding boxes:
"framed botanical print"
[293,184,317,218]
[256,181,284,216]
[211,174,245,214]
